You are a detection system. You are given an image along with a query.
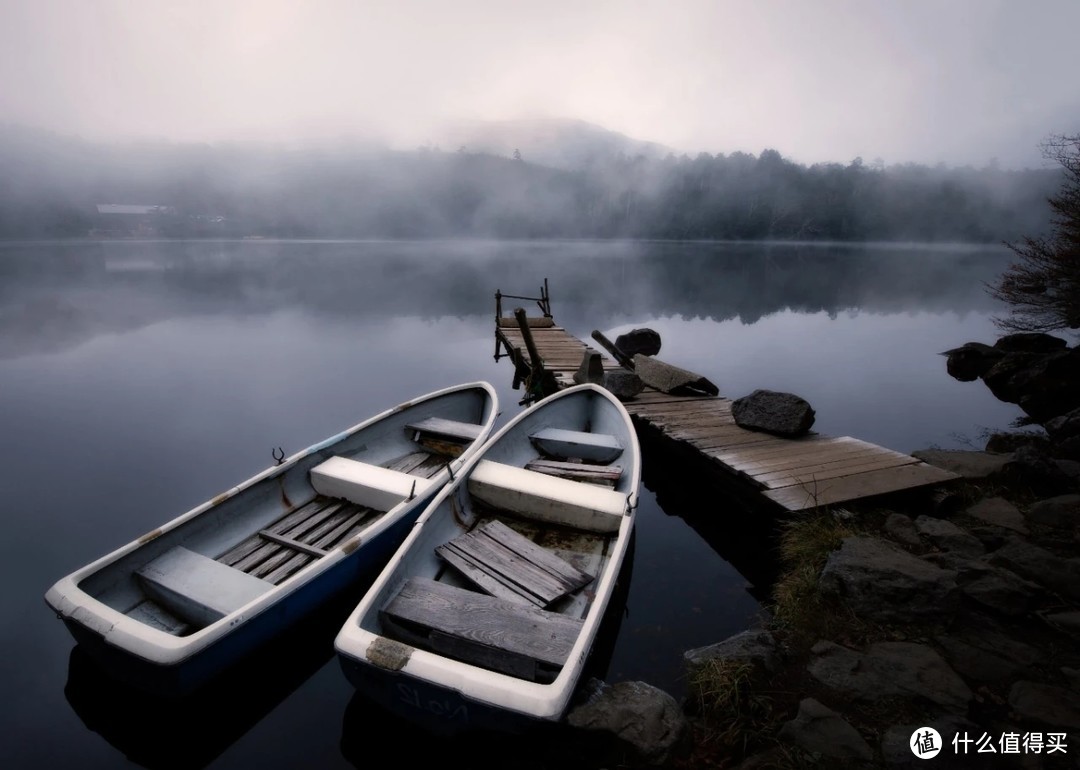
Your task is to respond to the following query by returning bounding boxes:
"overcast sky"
[2,0,1078,168]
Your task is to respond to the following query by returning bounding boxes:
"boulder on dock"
[615,328,662,357]
[632,354,719,396]
[731,389,815,436]
[603,370,644,401]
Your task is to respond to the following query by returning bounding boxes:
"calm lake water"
[1,239,1021,768]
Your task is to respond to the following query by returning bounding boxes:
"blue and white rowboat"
[45,381,499,696]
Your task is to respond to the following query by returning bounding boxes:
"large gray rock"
[989,539,1080,600]
[615,328,661,357]
[731,389,815,437]
[941,341,1004,382]
[910,449,1014,480]
[1026,494,1080,528]
[955,563,1041,616]
[1045,406,1080,442]
[964,497,1028,534]
[567,680,688,766]
[1011,445,1077,495]
[935,625,1040,682]
[913,515,985,558]
[994,332,1069,353]
[981,350,1044,402]
[819,536,959,623]
[602,370,644,401]
[984,430,1049,454]
[684,629,779,677]
[1008,681,1080,730]
[1011,347,1080,422]
[808,640,973,711]
[884,512,922,548]
[776,698,872,761]
[631,354,719,397]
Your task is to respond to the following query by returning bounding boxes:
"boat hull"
[334,383,642,733]
[60,507,424,696]
[46,382,499,697]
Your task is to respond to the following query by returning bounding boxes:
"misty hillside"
[435,118,672,169]
[0,124,1061,242]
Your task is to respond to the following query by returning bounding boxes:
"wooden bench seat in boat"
[524,458,623,486]
[381,576,583,682]
[528,427,623,463]
[405,417,484,458]
[136,546,272,627]
[467,460,626,534]
[405,417,484,443]
[310,456,433,511]
[435,519,593,608]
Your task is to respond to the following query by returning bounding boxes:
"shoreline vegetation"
[0,125,1061,243]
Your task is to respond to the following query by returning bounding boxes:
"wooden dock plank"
[707,435,845,462]
[763,462,960,511]
[752,453,921,490]
[496,317,961,512]
[731,444,914,476]
[719,440,897,473]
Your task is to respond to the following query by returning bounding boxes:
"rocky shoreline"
[560,332,1080,768]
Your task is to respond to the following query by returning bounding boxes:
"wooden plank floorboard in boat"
[216,499,328,566]
[536,530,609,620]
[220,499,343,569]
[257,529,327,558]
[436,520,592,607]
[260,510,374,585]
[382,577,583,672]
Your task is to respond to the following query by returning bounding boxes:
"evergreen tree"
[991,134,1080,331]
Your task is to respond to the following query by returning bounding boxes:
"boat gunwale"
[44,381,499,667]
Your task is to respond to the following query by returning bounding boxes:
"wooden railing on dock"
[493,307,960,513]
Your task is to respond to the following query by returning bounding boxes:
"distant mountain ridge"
[435,118,674,169]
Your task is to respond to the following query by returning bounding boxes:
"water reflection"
[0,239,1011,361]
[639,435,782,603]
[63,588,367,770]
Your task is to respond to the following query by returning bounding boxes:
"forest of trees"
[0,125,1061,243]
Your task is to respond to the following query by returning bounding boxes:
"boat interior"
[373,423,633,685]
[75,404,490,639]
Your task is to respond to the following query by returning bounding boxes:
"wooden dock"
[494,317,960,513]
